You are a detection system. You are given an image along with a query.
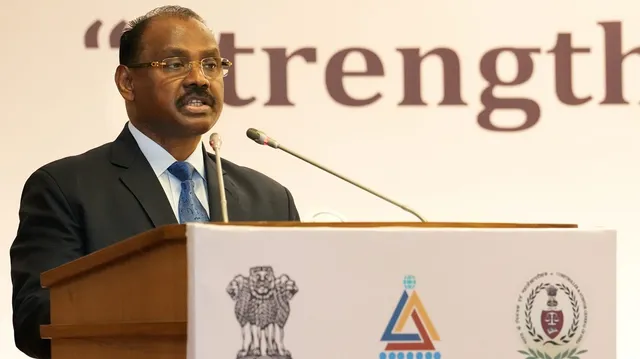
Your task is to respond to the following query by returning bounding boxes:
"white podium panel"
[186,225,615,359]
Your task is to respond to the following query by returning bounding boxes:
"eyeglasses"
[127,57,233,78]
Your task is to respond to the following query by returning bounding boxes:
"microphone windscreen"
[246,128,261,141]
[210,133,222,148]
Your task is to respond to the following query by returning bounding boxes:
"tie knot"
[167,161,196,182]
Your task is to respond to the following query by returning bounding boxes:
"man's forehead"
[159,46,220,58]
[141,16,219,58]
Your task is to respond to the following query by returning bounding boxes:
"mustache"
[176,88,216,107]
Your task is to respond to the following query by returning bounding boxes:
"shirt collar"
[127,121,206,180]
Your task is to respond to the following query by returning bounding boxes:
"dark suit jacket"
[10,125,300,359]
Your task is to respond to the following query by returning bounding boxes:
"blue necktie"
[167,161,210,223]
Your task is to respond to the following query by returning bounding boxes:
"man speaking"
[10,6,300,359]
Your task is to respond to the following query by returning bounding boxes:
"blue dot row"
[379,352,441,359]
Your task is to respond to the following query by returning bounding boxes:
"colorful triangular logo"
[380,276,440,351]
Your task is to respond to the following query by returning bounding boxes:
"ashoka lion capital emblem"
[226,266,298,359]
[515,272,588,359]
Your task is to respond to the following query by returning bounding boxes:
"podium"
[39,221,615,359]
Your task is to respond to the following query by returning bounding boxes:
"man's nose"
[183,62,210,88]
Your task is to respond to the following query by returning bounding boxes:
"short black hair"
[118,5,206,66]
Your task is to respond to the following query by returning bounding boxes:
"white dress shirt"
[127,122,210,221]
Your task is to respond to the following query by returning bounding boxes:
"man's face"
[128,16,224,137]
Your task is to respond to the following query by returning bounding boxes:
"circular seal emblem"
[515,272,588,359]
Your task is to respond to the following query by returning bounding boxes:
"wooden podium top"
[215,221,578,228]
[40,221,575,288]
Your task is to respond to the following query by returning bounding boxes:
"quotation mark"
[84,20,126,48]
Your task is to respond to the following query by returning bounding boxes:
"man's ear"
[114,65,135,101]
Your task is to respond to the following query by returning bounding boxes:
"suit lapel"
[203,148,243,222]
[110,125,178,228]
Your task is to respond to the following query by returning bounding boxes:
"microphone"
[209,133,229,223]
[245,128,427,222]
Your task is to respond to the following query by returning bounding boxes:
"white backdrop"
[0,0,635,357]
